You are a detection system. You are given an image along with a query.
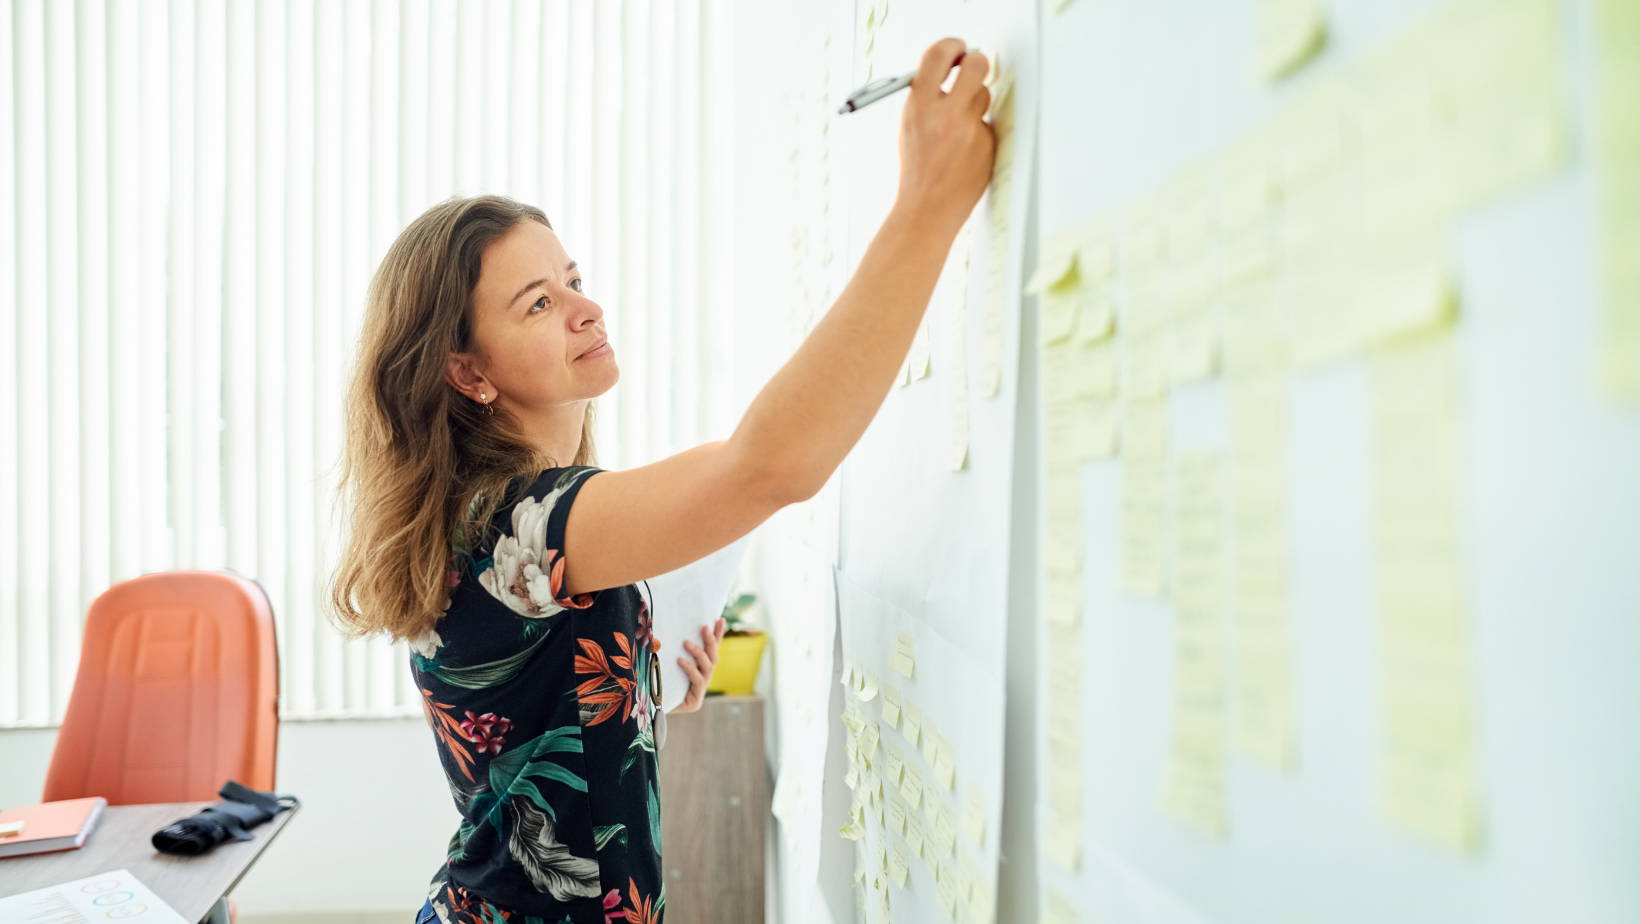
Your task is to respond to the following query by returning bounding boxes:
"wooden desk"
[0,801,298,921]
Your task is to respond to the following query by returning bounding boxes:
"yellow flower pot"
[707,631,768,695]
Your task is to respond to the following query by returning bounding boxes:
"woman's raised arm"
[561,38,996,595]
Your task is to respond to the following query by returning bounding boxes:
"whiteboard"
[1033,1,1640,923]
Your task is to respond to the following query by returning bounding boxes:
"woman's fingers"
[950,49,989,103]
[971,84,992,117]
[677,621,727,713]
[912,37,968,101]
[677,654,704,695]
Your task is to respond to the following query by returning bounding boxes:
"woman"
[329,38,994,924]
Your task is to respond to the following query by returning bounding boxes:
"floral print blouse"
[410,467,666,924]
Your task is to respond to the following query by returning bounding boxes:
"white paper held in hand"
[642,535,753,712]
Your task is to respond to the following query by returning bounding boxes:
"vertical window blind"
[2,0,738,727]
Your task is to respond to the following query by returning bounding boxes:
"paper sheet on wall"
[828,2,1039,920]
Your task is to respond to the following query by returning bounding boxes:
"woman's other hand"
[672,617,727,713]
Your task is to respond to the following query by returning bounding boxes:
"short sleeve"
[475,465,603,620]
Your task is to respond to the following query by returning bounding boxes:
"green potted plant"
[706,592,765,695]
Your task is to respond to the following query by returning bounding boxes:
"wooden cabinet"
[657,695,769,924]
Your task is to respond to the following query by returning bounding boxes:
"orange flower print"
[623,877,662,924]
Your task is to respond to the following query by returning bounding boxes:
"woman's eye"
[529,295,548,314]
[569,278,584,293]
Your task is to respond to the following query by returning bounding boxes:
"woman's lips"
[578,341,612,360]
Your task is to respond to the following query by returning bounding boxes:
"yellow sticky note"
[1041,290,1080,346]
[881,684,902,729]
[1257,0,1327,82]
[1355,252,1457,350]
[901,706,922,747]
[962,788,987,848]
[857,672,880,702]
[934,746,957,792]
[900,769,923,810]
[887,847,910,887]
[1121,455,1169,596]
[909,321,933,381]
[1046,509,1081,580]
[935,875,958,916]
[885,750,905,785]
[1025,248,1080,295]
[1168,309,1220,385]
[1043,888,1079,924]
[1046,576,1080,628]
[885,796,908,835]
[1074,293,1116,345]
[1046,340,1118,404]
[1044,814,1081,871]
[890,650,916,679]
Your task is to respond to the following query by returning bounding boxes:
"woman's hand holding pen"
[894,38,997,237]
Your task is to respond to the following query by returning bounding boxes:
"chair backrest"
[42,571,280,805]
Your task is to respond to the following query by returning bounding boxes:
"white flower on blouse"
[408,627,444,660]
[479,480,579,619]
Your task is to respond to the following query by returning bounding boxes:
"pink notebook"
[0,796,108,858]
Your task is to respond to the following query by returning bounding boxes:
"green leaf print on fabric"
[646,781,662,855]
[483,726,588,826]
[620,724,655,779]
[447,819,478,863]
[415,630,552,691]
[593,823,628,852]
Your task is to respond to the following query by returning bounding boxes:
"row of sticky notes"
[1162,453,1229,838]
[1228,374,1296,772]
[1043,635,1084,871]
[1032,221,1113,873]
[948,227,976,473]
[838,651,996,923]
[975,56,1020,404]
[1029,0,1568,407]
[1370,331,1482,853]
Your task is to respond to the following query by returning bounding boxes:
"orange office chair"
[42,570,280,924]
[44,570,280,803]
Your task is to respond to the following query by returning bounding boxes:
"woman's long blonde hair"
[328,195,597,642]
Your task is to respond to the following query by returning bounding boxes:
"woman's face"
[459,220,618,411]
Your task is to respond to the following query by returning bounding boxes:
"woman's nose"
[568,292,603,329]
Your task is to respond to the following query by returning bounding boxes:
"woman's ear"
[443,352,488,400]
